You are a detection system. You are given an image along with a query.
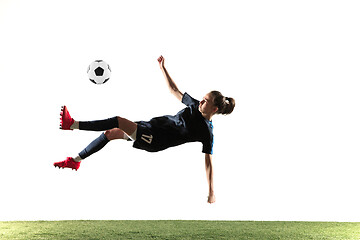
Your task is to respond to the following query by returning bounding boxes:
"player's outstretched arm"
[205,153,216,204]
[158,55,183,101]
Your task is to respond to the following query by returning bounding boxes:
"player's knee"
[104,130,113,140]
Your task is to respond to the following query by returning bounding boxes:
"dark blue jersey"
[133,92,214,154]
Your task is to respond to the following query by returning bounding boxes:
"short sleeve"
[182,92,199,107]
[202,134,214,155]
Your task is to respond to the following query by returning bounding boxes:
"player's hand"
[208,194,216,204]
[157,55,165,69]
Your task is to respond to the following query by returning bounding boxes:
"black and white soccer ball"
[87,60,111,84]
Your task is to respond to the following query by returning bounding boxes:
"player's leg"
[56,106,138,170]
[104,128,128,140]
[76,126,136,160]
[54,127,137,170]
[76,117,137,135]
[54,132,110,170]
[116,116,137,139]
[60,106,137,134]
[77,128,130,160]
[60,105,118,131]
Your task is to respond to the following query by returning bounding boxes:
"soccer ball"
[87,60,111,84]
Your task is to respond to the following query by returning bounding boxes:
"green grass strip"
[1,220,360,240]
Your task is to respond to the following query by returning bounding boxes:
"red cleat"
[60,105,74,130]
[54,157,80,171]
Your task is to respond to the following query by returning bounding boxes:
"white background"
[0,0,359,221]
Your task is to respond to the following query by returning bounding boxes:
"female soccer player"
[54,56,235,204]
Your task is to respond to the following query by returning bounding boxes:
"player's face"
[199,93,218,116]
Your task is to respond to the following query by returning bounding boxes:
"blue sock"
[79,117,118,131]
[78,133,109,159]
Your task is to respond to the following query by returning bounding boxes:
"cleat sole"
[59,105,74,131]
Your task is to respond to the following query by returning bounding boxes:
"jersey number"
[141,134,153,144]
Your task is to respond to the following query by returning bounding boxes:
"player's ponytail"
[210,91,235,115]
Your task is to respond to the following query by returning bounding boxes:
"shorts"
[132,121,165,152]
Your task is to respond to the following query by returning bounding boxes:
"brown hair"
[210,90,235,115]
